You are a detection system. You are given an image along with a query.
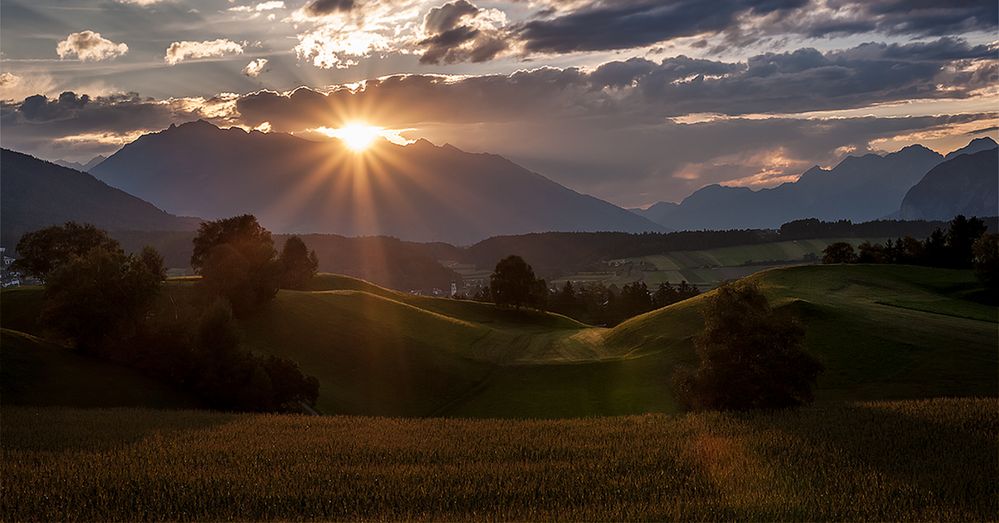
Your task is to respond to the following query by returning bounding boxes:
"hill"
[0,328,197,408]
[635,142,949,229]
[0,149,200,249]
[90,121,664,244]
[3,265,995,417]
[899,146,999,220]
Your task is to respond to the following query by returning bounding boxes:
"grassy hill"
[1,265,995,417]
[0,328,197,408]
[561,237,887,288]
[3,399,996,521]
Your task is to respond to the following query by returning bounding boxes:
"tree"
[673,282,824,411]
[857,241,887,264]
[279,236,319,290]
[923,228,948,267]
[12,222,121,280]
[973,234,998,292]
[822,242,857,264]
[42,245,165,352]
[489,255,542,309]
[946,215,988,268]
[192,215,281,315]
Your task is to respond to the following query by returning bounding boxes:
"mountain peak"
[945,136,999,160]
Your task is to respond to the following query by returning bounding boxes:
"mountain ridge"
[1,149,201,248]
[91,121,665,244]
[633,141,969,229]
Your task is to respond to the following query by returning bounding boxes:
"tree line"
[12,216,321,412]
[820,215,997,292]
[473,254,699,326]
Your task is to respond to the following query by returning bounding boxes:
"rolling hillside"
[0,328,197,408]
[3,265,994,417]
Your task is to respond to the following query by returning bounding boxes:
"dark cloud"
[819,0,997,37]
[516,0,808,54]
[304,0,354,16]
[234,38,995,132]
[0,92,201,160]
[418,0,508,64]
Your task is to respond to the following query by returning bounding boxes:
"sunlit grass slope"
[0,328,197,408]
[447,264,998,417]
[3,398,996,521]
[1,265,995,417]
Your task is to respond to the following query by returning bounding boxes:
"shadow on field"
[734,401,998,520]
[0,407,239,452]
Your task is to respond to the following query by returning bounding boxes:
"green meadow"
[2,264,996,418]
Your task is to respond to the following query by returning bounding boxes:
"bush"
[673,282,823,411]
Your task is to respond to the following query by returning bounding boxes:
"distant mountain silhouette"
[635,143,949,229]
[53,155,106,172]
[943,137,997,161]
[1,149,200,248]
[899,145,998,220]
[90,121,664,244]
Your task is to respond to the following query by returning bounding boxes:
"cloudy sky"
[1,0,996,207]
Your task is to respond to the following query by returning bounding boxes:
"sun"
[335,122,382,151]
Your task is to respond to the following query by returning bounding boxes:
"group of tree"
[476,254,700,325]
[821,215,997,291]
[191,215,318,315]
[12,218,320,412]
[547,279,700,326]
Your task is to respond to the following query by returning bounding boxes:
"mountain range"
[89,121,664,244]
[899,146,998,220]
[53,155,107,172]
[634,137,997,230]
[0,149,200,248]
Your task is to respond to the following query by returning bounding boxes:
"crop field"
[1,265,996,418]
[2,398,995,521]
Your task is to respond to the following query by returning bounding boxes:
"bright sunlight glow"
[321,123,383,151]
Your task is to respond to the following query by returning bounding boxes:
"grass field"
[2,398,995,521]
[0,328,197,409]
[1,264,995,418]
[568,237,887,287]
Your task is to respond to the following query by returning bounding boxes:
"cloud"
[242,58,269,77]
[516,0,807,55]
[229,1,285,12]
[56,30,129,61]
[304,0,354,16]
[114,0,167,4]
[164,39,244,65]
[236,38,997,131]
[418,0,509,64]
[0,91,234,160]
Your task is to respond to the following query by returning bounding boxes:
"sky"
[1,0,997,207]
